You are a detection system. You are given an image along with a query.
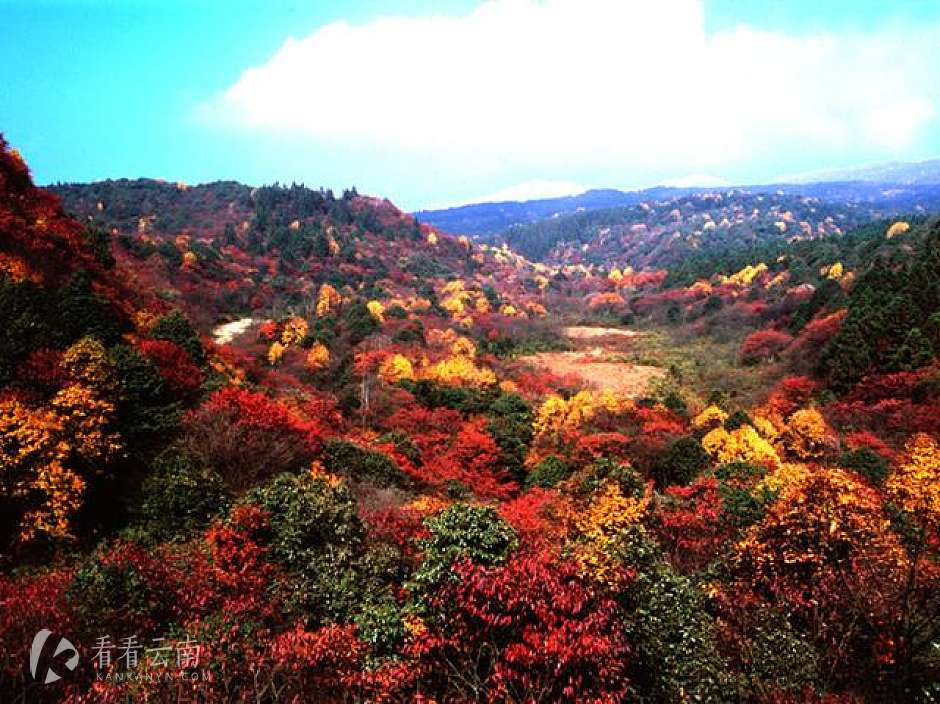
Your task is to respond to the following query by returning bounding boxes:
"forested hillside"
[501,186,940,270]
[3,135,940,702]
[417,178,940,239]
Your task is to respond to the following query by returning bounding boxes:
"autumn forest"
[3,123,940,704]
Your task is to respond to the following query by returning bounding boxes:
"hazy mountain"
[415,186,697,237]
[784,159,940,186]
[416,159,940,237]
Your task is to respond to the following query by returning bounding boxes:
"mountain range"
[415,158,940,237]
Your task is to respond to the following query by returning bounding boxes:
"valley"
[6,2,940,701]
[3,139,940,702]
[520,326,665,397]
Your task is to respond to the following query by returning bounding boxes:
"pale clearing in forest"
[213,317,256,345]
[564,326,641,340]
[524,326,664,397]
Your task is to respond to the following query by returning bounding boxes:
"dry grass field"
[521,326,665,397]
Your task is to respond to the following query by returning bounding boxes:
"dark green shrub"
[324,438,410,488]
[137,449,229,539]
[150,310,205,365]
[713,462,775,530]
[386,304,408,319]
[342,301,379,344]
[652,436,710,487]
[67,542,177,635]
[724,409,753,431]
[246,472,365,621]
[0,278,53,383]
[615,527,738,702]
[841,447,889,485]
[354,596,406,658]
[55,271,123,346]
[743,615,820,696]
[393,321,424,344]
[525,455,570,489]
[109,344,180,440]
[663,390,688,417]
[400,378,496,413]
[579,457,645,498]
[83,226,115,268]
[157,240,182,266]
[376,430,421,465]
[486,393,533,480]
[412,504,517,593]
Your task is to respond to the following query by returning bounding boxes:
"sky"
[2,0,940,211]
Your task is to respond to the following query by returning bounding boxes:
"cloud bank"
[199,0,939,203]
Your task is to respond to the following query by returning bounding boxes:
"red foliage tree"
[182,387,323,489]
[414,551,630,702]
[426,417,514,499]
[650,477,728,573]
[763,375,820,417]
[572,432,631,468]
[138,339,205,394]
[498,487,563,549]
[740,329,793,364]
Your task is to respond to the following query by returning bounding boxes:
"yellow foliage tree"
[692,405,728,431]
[60,336,116,390]
[441,295,466,318]
[825,262,844,280]
[0,398,85,541]
[451,336,476,358]
[267,341,286,366]
[379,354,415,384]
[366,300,385,323]
[281,316,309,346]
[886,433,940,526]
[750,414,781,442]
[722,263,768,286]
[702,424,779,467]
[305,343,331,372]
[756,461,810,495]
[426,327,457,348]
[735,467,909,621]
[783,408,833,460]
[473,295,491,314]
[886,221,911,239]
[533,391,596,440]
[596,390,632,415]
[423,355,497,387]
[316,284,342,317]
[51,384,122,462]
[21,460,86,542]
[565,480,651,584]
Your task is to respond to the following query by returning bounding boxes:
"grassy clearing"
[617,324,787,410]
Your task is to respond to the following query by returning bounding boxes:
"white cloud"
[659,174,730,188]
[429,179,590,208]
[199,0,939,191]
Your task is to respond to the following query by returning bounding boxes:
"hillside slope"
[501,186,940,271]
[4,138,940,703]
[416,177,940,238]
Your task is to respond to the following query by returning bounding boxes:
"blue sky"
[2,0,939,210]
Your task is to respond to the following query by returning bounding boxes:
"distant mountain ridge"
[415,187,696,238]
[784,159,940,186]
[416,158,940,237]
[500,184,940,272]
